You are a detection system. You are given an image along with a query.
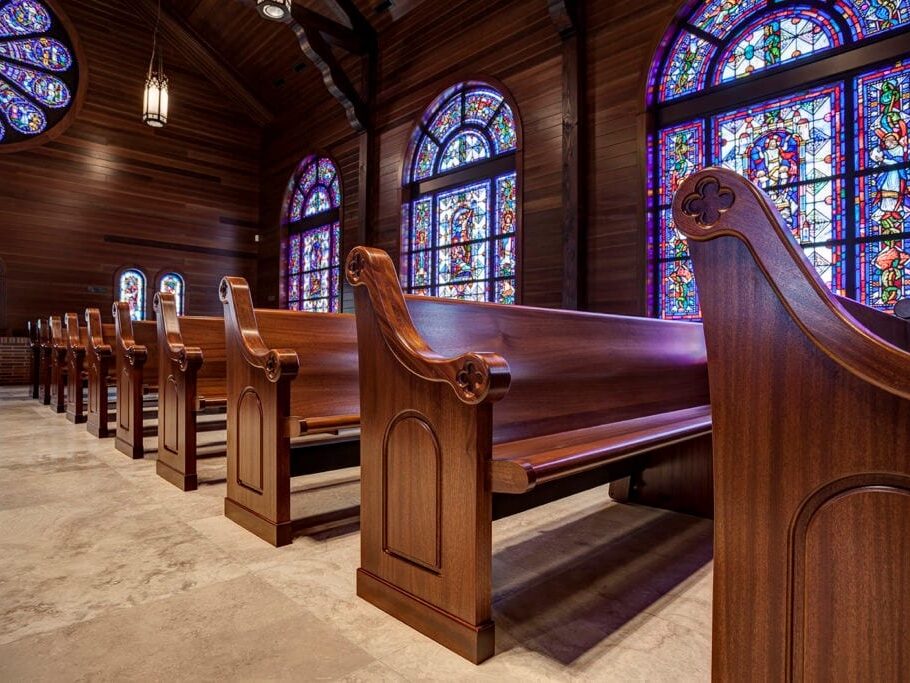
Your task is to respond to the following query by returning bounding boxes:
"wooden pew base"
[225,498,293,547]
[115,437,145,460]
[86,418,115,439]
[357,569,495,664]
[157,459,198,492]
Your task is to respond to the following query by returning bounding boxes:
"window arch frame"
[647,0,910,319]
[155,270,186,316]
[0,0,88,154]
[114,266,147,321]
[281,153,344,313]
[400,77,523,305]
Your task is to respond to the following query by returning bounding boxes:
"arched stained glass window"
[0,0,78,148]
[284,155,342,312]
[401,81,520,304]
[650,0,910,318]
[158,272,185,315]
[118,268,146,321]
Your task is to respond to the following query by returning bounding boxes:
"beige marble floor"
[0,386,714,681]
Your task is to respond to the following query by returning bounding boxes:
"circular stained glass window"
[0,0,79,148]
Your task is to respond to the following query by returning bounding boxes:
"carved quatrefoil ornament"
[455,359,486,401]
[347,250,365,284]
[682,177,735,227]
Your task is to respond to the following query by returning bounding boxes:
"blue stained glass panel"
[859,239,910,309]
[411,197,432,250]
[440,130,490,171]
[690,0,765,37]
[495,279,516,304]
[834,0,910,39]
[855,59,910,171]
[658,121,704,205]
[304,186,331,216]
[0,37,71,70]
[660,258,700,320]
[0,61,68,107]
[0,78,43,133]
[659,32,714,102]
[490,104,517,152]
[0,0,51,37]
[495,172,517,235]
[856,171,910,238]
[119,269,146,321]
[429,96,462,140]
[464,89,501,125]
[436,181,490,245]
[659,208,690,262]
[715,7,843,84]
[159,273,185,315]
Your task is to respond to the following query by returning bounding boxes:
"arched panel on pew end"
[789,474,910,682]
[672,168,910,681]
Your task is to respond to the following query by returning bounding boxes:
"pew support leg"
[156,361,199,491]
[115,364,147,459]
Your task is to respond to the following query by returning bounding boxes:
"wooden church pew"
[38,318,53,406]
[49,316,68,414]
[64,312,89,424]
[113,303,160,459]
[674,168,910,681]
[28,320,41,400]
[219,276,360,546]
[153,293,229,491]
[85,309,118,438]
[345,246,713,663]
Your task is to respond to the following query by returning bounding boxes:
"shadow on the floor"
[492,504,712,664]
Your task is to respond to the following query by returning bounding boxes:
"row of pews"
[23,169,910,678]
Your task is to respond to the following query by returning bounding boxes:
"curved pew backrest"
[64,312,88,423]
[896,297,910,321]
[404,296,709,444]
[674,168,910,681]
[49,315,67,413]
[37,317,53,405]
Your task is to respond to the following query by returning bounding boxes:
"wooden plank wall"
[257,0,681,317]
[0,0,261,333]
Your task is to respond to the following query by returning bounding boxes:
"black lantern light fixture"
[142,0,169,128]
[257,0,292,20]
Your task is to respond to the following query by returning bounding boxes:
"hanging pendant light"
[143,0,169,128]
[257,0,292,21]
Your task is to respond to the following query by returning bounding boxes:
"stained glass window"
[651,1,910,317]
[284,155,342,312]
[401,82,519,303]
[158,272,185,315]
[118,269,146,321]
[0,0,78,146]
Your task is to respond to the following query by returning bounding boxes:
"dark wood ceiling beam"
[290,20,369,131]
[290,4,371,53]
[133,0,274,126]
[323,0,376,45]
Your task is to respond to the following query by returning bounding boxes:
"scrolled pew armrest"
[345,246,511,405]
[673,167,910,400]
[112,302,148,367]
[85,309,114,359]
[154,292,205,373]
[220,276,301,383]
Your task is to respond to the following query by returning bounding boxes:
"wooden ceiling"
[142,0,427,120]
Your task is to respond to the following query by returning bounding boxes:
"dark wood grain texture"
[85,309,117,438]
[153,294,228,491]
[38,319,53,406]
[346,245,712,663]
[64,312,88,424]
[220,276,360,545]
[49,316,67,414]
[113,303,160,459]
[674,168,910,682]
[28,321,41,400]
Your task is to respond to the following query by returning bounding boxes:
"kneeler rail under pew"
[219,277,361,546]
[674,168,910,682]
[345,246,714,664]
[84,309,118,438]
[153,293,228,491]
[113,302,160,459]
[64,312,89,424]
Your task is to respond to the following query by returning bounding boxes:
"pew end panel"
[220,277,360,546]
[85,309,116,438]
[28,320,41,400]
[154,293,227,492]
[64,312,89,424]
[347,246,712,664]
[674,168,910,681]
[49,316,67,414]
[347,249,503,664]
[38,318,53,405]
[113,303,158,459]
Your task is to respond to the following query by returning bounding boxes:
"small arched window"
[284,155,342,312]
[649,0,910,319]
[118,268,146,321]
[401,81,520,303]
[158,272,185,315]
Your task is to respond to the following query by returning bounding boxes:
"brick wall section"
[0,337,31,386]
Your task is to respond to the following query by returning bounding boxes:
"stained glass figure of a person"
[874,243,909,305]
